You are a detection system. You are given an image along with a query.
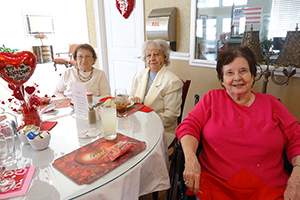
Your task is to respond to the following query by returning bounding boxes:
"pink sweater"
[176,89,300,188]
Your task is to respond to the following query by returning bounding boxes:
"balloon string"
[19,85,29,110]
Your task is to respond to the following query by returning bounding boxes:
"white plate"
[127,99,134,108]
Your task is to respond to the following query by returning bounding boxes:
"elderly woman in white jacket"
[130,39,183,145]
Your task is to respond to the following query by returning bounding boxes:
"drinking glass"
[0,133,15,192]
[115,88,128,117]
[0,123,16,166]
[99,104,117,140]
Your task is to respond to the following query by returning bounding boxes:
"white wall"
[0,0,89,54]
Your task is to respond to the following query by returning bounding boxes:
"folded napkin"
[135,103,153,113]
[51,99,71,108]
[40,99,71,109]
[41,121,58,131]
[0,115,7,122]
[187,169,284,200]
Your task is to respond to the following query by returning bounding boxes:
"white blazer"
[130,65,183,134]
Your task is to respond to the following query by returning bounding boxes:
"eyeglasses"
[77,55,93,60]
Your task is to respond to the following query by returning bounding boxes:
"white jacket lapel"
[135,68,149,99]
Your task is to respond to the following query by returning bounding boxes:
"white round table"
[9,107,170,200]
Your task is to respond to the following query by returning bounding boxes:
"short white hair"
[141,39,170,66]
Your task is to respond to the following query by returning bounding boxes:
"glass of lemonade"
[115,88,128,117]
[99,104,117,140]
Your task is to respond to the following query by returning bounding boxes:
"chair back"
[177,79,191,125]
[69,44,78,58]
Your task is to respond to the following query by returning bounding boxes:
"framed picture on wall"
[24,13,55,35]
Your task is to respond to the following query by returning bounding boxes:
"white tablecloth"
[9,107,170,200]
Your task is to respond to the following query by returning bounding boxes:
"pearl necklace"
[77,67,94,82]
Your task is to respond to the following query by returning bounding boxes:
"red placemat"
[0,115,7,122]
[135,103,153,112]
[41,121,58,131]
[127,104,143,115]
[52,133,146,185]
[0,166,36,199]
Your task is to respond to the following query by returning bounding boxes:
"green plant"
[0,44,19,53]
[260,36,273,52]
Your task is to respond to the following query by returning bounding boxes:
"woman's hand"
[284,166,300,200]
[131,96,141,103]
[181,135,201,195]
[183,154,201,194]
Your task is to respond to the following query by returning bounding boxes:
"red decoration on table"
[52,133,146,185]
[0,51,37,86]
[0,166,36,199]
[116,0,135,19]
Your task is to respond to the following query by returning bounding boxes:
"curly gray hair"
[141,39,170,66]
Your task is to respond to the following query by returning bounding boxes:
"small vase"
[40,39,43,46]
[21,107,43,129]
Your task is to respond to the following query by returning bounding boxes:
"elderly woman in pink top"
[176,47,300,200]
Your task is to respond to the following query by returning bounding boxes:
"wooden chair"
[152,79,191,200]
[53,44,78,71]
[168,79,191,158]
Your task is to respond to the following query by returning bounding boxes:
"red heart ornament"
[116,0,135,19]
[0,51,37,86]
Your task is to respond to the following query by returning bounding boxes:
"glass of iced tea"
[115,88,128,117]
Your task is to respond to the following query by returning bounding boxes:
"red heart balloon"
[0,51,37,86]
[116,0,135,19]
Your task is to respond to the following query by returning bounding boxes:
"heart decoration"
[0,51,37,86]
[74,141,116,165]
[116,0,135,19]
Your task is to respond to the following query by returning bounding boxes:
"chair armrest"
[55,52,69,57]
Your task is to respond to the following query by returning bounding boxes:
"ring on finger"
[184,180,189,185]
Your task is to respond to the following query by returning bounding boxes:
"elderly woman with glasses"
[54,43,111,98]
[129,39,183,145]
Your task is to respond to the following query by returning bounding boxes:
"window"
[268,0,300,38]
[222,18,231,33]
[223,0,248,7]
[198,0,219,8]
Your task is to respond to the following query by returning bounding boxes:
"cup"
[115,88,128,117]
[0,123,17,166]
[86,91,93,105]
[99,104,117,140]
